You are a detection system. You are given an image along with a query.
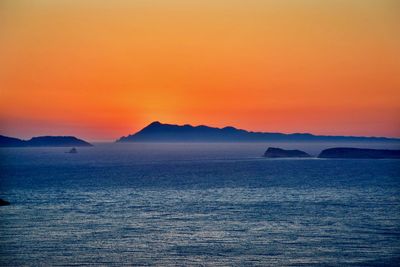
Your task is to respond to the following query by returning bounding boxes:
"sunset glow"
[1,0,399,140]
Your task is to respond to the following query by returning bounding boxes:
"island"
[263,147,311,158]
[318,148,400,159]
[117,121,399,143]
[0,135,93,147]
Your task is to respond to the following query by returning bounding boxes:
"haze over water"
[1,142,399,266]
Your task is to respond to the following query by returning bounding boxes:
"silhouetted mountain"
[0,135,92,147]
[117,121,400,143]
[264,147,311,158]
[318,148,400,159]
[0,135,26,147]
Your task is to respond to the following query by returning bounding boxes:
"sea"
[0,142,399,266]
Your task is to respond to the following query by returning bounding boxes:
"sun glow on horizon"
[1,0,399,141]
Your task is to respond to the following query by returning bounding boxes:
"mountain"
[117,121,400,143]
[0,135,93,147]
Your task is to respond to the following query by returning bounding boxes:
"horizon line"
[2,121,400,142]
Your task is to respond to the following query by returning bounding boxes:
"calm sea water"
[1,142,400,266]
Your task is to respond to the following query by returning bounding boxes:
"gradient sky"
[1,0,399,141]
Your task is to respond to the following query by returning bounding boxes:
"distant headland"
[117,121,400,143]
[318,147,400,159]
[0,135,93,147]
[262,147,400,159]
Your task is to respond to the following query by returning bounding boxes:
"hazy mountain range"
[1,122,398,147]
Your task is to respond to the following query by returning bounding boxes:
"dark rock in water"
[263,147,311,158]
[0,199,10,206]
[318,147,400,159]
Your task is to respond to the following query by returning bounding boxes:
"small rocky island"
[318,148,400,159]
[67,147,78,153]
[0,135,92,147]
[263,147,311,158]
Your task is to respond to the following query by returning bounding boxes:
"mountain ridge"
[117,121,400,143]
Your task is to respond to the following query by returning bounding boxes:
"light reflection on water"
[0,142,399,266]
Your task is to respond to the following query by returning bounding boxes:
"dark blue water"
[1,143,400,266]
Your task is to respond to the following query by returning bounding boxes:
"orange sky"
[0,0,399,141]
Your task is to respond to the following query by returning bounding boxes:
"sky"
[0,0,399,141]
